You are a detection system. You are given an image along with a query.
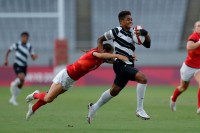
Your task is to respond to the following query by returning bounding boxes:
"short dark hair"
[21,32,29,37]
[103,43,114,52]
[118,11,131,22]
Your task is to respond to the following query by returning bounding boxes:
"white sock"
[136,83,147,110]
[13,87,21,101]
[11,78,21,101]
[93,89,113,111]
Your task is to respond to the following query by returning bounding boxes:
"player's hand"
[117,55,129,61]
[31,54,38,60]
[4,60,8,66]
[132,54,138,61]
[134,29,148,36]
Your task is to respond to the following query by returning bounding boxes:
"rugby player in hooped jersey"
[170,21,200,114]
[25,43,129,121]
[87,11,151,124]
[4,32,38,106]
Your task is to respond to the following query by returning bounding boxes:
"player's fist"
[134,29,148,36]
[31,54,38,60]
[139,29,148,36]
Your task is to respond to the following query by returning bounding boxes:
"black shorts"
[13,63,27,75]
[113,59,138,89]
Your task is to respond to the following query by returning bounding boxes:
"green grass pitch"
[0,85,200,133]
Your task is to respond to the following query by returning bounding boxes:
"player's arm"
[186,40,200,51]
[97,29,115,52]
[31,54,38,60]
[93,52,128,61]
[143,34,151,48]
[29,46,38,60]
[4,43,16,66]
[137,29,151,48]
[4,49,11,66]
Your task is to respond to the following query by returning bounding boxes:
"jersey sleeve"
[29,45,35,55]
[188,33,198,42]
[104,28,119,40]
[9,43,17,51]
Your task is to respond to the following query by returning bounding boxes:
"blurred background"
[0,0,200,86]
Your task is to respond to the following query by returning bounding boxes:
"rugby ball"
[132,25,145,45]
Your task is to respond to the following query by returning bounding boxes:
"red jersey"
[185,32,200,68]
[67,48,103,80]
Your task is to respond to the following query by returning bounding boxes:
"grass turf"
[0,85,200,133]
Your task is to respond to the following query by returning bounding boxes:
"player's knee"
[110,90,119,96]
[44,96,54,103]
[136,72,148,84]
[139,77,148,84]
[178,86,187,92]
[18,79,24,88]
[110,86,122,96]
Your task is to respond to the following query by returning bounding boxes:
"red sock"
[33,92,47,101]
[32,100,47,112]
[172,88,182,102]
[198,88,200,108]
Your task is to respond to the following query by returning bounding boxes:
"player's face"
[21,35,28,44]
[194,22,200,34]
[120,15,133,30]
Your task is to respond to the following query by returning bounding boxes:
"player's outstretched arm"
[97,35,107,53]
[186,40,200,50]
[4,49,11,66]
[93,52,128,61]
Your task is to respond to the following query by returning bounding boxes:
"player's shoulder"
[115,26,122,32]
[110,26,121,35]
[90,47,99,53]
[188,32,199,42]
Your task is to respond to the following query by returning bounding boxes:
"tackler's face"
[194,21,200,34]
[120,15,133,30]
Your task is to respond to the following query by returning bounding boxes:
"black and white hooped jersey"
[9,41,35,66]
[104,26,135,64]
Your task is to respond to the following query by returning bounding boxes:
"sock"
[33,92,47,101]
[198,88,200,108]
[93,89,113,111]
[172,88,182,102]
[136,83,147,110]
[12,87,21,101]
[32,100,47,112]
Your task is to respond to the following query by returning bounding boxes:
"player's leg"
[9,64,26,106]
[26,69,74,120]
[194,71,200,114]
[26,83,66,121]
[135,71,147,111]
[33,83,66,111]
[133,71,150,120]
[170,80,189,112]
[121,63,150,120]
[87,76,128,124]
[170,63,192,111]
